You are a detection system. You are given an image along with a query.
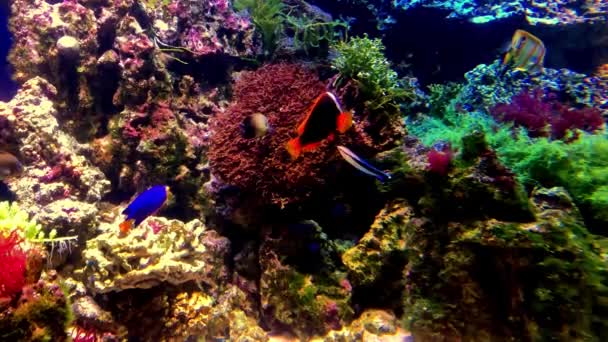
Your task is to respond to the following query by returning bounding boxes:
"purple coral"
[490,89,604,140]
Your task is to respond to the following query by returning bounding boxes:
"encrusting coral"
[79,216,230,294]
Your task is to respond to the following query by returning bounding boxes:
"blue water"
[0,4,17,101]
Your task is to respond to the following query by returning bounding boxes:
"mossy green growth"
[342,202,411,286]
[426,82,463,118]
[234,0,285,54]
[402,195,608,340]
[0,283,72,341]
[408,106,608,229]
[331,35,414,117]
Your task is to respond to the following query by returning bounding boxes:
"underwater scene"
[0,0,608,341]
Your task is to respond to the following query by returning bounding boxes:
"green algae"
[331,35,414,117]
[0,283,72,341]
[401,191,608,340]
[408,104,608,230]
[234,0,285,54]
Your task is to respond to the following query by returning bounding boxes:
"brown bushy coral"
[208,63,398,206]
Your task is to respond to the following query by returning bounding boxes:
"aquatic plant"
[331,35,413,116]
[408,106,608,228]
[283,9,349,54]
[0,202,77,259]
[489,89,604,140]
[427,82,464,118]
[233,0,285,53]
[0,230,27,299]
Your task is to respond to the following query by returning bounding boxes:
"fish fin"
[119,219,134,234]
[301,141,323,152]
[286,138,302,160]
[296,115,308,136]
[336,111,353,133]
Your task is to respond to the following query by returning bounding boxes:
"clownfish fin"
[336,111,353,133]
[286,138,302,160]
[119,219,134,235]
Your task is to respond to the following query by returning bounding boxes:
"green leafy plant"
[408,106,608,226]
[234,0,286,54]
[283,10,349,54]
[331,35,415,116]
[0,202,77,258]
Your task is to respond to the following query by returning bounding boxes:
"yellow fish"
[502,29,546,74]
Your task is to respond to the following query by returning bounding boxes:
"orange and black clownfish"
[285,91,353,160]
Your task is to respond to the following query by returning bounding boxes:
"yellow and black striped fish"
[502,29,546,74]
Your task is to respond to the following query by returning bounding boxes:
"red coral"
[427,147,453,175]
[208,63,404,206]
[490,89,604,140]
[208,64,350,205]
[0,230,27,300]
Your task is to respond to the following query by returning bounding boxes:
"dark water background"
[0,2,17,101]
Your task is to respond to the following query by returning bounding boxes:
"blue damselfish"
[119,185,170,234]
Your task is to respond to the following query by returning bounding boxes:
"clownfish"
[502,29,546,74]
[119,185,170,234]
[285,92,353,160]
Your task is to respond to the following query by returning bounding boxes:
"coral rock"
[342,202,412,286]
[80,217,230,294]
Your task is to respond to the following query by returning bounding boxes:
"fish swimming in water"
[337,146,391,182]
[502,29,546,74]
[241,113,270,138]
[119,185,170,234]
[0,151,23,180]
[286,91,353,160]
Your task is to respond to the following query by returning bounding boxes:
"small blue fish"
[337,146,392,182]
[119,185,170,234]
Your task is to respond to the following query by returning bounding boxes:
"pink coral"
[427,147,452,175]
[490,89,604,140]
[0,230,27,300]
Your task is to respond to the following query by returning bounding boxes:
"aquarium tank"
[1,0,608,341]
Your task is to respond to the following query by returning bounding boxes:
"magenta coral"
[0,230,27,300]
[427,147,452,175]
[490,89,604,140]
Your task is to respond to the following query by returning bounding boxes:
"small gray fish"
[0,151,23,179]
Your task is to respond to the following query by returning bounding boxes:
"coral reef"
[342,203,412,287]
[2,0,608,340]
[457,60,608,117]
[401,186,608,340]
[79,216,229,294]
[0,274,73,341]
[209,62,404,207]
[317,309,413,341]
[259,239,353,339]
[490,88,604,140]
